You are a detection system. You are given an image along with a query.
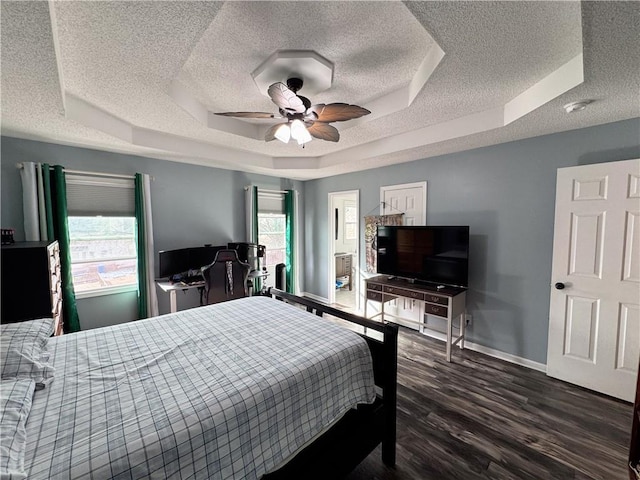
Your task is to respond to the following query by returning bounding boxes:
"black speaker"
[275,263,286,290]
[228,242,258,271]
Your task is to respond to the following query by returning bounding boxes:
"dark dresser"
[1,241,63,335]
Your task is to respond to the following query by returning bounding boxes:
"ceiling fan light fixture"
[296,130,312,145]
[218,78,370,145]
[274,123,291,143]
[290,119,312,145]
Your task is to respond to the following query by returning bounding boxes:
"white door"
[381,182,427,225]
[547,158,640,401]
[378,182,427,328]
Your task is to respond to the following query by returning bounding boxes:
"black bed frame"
[263,288,398,480]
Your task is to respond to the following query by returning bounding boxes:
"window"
[66,173,137,297]
[258,213,286,268]
[344,203,357,240]
[255,190,288,289]
[68,217,137,294]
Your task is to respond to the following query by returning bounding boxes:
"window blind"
[258,192,284,214]
[66,174,135,216]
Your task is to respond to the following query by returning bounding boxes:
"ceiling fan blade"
[268,82,305,114]
[264,122,287,142]
[307,122,340,142]
[311,103,371,123]
[215,112,278,119]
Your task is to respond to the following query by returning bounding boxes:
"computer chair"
[201,249,251,304]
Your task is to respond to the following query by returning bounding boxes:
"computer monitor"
[158,245,224,278]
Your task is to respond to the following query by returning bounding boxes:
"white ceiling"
[1,1,638,180]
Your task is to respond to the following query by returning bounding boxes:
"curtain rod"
[244,185,288,194]
[363,201,405,217]
[15,163,152,181]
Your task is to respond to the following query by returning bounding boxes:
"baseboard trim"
[419,329,547,373]
[465,340,547,373]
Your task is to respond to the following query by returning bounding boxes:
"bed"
[2,290,397,479]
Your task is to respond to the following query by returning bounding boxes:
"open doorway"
[328,190,359,311]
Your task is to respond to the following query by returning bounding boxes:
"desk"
[364,276,466,362]
[157,273,268,312]
[156,280,204,313]
[248,270,269,294]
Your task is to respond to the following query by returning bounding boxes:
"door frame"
[328,190,360,308]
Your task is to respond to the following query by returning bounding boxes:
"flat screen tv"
[376,225,469,288]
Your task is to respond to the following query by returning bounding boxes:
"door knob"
[555,282,565,290]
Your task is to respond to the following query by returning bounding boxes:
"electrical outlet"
[465,314,472,326]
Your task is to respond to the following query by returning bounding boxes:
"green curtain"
[41,164,55,240]
[134,174,148,319]
[44,165,81,333]
[284,190,295,294]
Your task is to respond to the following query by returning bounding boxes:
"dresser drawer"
[53,313,63,336]
[48,243,60,266]
[49,254,57,273]
[367,290,383,302]
[367,282,383,292]
[51,293,61,315]
[53,294,63,335]
[52,279,62,299]
[383,285,424,300]
[424,303,448,318]
[50,271,59,293]
[424,293,448,305]
[404,290,425,301]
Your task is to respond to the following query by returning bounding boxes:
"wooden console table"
[364,275,467,361]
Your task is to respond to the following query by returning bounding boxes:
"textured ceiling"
[1,1,639,180]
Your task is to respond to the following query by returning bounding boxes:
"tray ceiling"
[1,1,639,180]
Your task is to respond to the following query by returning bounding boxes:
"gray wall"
[2,119,638,361]
[304,118,640,364]
[0,137,304,325]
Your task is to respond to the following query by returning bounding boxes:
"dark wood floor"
[345,327,633,480]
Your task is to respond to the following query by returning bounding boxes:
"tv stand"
[364,275,466,362]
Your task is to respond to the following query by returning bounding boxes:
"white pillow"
[0,378,36,480]
[1,319,55,385]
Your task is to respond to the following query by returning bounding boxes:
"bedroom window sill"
[74,284,138,299]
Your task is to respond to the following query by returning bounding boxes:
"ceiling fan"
[216,78,370,145]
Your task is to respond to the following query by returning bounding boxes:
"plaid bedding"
[23,296,376,479]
